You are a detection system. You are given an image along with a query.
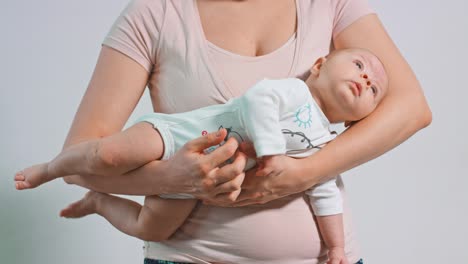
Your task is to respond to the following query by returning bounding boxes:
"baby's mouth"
[350,81,362,96]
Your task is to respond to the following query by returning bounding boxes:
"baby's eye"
[354,60,363,70]
[371,86,377,95]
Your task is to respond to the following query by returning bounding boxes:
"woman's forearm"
[300,14,432,185]
[301,88,431,185]
[63,128,244,197]
[63,159,170,195]
[231,94,430,206]
[61,46,156,193]
[61,130,173,195]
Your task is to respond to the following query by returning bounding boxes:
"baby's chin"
[338,108,368,123]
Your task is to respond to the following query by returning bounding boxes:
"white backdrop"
[1,0,467,263]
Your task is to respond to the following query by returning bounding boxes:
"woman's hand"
[162,128,248,200]
[232,155,309,206]
[202,142,315,207]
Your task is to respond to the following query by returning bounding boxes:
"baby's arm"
[61,192,197,242]
[306,179,349,263]
[316,214,348,264]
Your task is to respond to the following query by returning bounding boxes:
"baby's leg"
[15,122,163,190]
[60,192,197,241]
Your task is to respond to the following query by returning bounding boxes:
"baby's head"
[305,48,388,125]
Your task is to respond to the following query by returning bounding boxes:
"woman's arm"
[62,46,149,153]
[62,46,149,185]
[216,14,431,206]
[303,14,432,181]
[63,46,246,197]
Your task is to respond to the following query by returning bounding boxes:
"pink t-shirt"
[103,0,374,263]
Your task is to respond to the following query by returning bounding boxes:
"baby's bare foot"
[60,191,100,218]
[14,163,51,190]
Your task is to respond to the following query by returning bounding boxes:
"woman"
[62,0,431,263]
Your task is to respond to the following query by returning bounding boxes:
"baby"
[15,48,388,263]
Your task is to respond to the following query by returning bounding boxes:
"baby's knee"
[135,205,172,242]
[136,221,170,242]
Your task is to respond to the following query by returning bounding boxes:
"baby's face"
[315,49,388,122]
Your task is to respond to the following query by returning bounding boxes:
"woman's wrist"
[148,159,176,194]
[295,155,323,190]
[265,156,317,195]
[227,155,319,207]
[156,157,198,195]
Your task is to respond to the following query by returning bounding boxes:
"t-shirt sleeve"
[305,178,343,216]
[102,0,165,72]
[331,0,375,40]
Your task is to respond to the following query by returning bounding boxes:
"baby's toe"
[14,171,25,181]
[59,207,71,217]
[15,181,31,190]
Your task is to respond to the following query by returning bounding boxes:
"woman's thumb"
[185,128,227,152]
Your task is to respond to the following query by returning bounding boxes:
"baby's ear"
[310,57,326,76]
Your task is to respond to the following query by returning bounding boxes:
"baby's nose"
[360,74,371,87]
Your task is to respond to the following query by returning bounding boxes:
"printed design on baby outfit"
[294,103,313,128]
[219,125,244,143]
[282,129,315,149]
[220,125,244,165]
[203,125,244,156]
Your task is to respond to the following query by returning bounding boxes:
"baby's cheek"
[337,87,351,105]
[357,103,376,119]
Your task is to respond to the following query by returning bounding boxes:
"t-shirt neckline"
[191,0,303,99]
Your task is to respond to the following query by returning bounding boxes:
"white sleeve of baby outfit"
[239,78,311,157]
[305,178,343,216]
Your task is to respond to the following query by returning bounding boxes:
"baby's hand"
[327,247,350,264]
